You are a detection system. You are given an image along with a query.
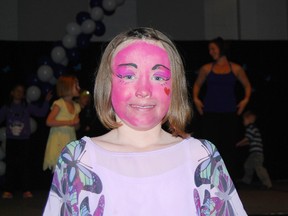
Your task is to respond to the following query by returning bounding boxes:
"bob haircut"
[56,75,78,98]
[94,27,192,137]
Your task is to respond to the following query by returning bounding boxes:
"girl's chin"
[124,122,160,131]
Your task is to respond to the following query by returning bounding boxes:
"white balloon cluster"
[31,0,126,104]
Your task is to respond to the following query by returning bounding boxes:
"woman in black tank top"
[192,37,252,181]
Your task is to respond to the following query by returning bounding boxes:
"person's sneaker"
[23,191,33,198]
[2,192,13,199]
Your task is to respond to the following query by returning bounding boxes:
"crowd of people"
[0,76,101,199]
[0,26,273,215]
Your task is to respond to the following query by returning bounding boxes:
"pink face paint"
[111,40,172,130]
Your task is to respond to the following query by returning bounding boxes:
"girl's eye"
[153,76,165,81]
[116,73,135,80]
[152,74,170,82]
[123,74,135,80]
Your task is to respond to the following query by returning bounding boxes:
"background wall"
[0,0,288,41]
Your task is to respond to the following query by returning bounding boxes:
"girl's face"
[208,42,221,60]
[111,40,172,131]
[72,80,80,97]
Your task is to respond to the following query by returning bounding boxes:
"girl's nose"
[135,79,152,98]
[135,88,152,98]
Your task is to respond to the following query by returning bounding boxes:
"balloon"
[102,0,117,11]
[66,22,81,36]
[53,64,67,78]
[103,9,115,16]
[91,7,104,21]
[77,34,92,48]
[51,46,66,64]
[37,65,53,82]
[60,57,69,66]
[115,0,125,5]
[30,118,37,134]
[26,85,41,102]
[81,19,96,34]
[49,76,57,85]
[94,21,106,36]
[66,48,80,63]
[76,11,91,24]
[62,34,77,49]
[0,127,6,142]
[90,0,102,8]
[0,161,6,176]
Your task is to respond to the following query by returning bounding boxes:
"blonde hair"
[56,75,78,97]
[94,27,192,137]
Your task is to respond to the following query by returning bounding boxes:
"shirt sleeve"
[193,139,248,215]
[43,139,104,215]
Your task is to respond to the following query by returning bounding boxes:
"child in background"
[76,89,95,139]
[236,110,272,189]
[0,83,52,199]
[43,27,247,215]
[43,75,81,172]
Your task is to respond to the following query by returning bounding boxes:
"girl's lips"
[129,104,155,109]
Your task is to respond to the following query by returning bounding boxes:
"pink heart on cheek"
[164,87,170,96]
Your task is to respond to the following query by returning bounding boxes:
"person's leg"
[218,113,243,181]
[254,153,272,188]
[20,139,33,197]
[2,139,19,197]
[241,154,255,184]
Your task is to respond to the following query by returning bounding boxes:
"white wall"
[0,0,287,41]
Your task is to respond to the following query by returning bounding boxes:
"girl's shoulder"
[52,98,64,105]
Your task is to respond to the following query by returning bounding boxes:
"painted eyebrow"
[118,63,137,68]
[152,64,170,70]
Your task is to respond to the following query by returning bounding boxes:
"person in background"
[42,75,81,172]
[236,110,272,189]
[192,36,252,181]
[75,89,95,139]
[0,83,52,199]
[43,27,247,215]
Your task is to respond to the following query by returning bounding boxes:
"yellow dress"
[43,98,81,171]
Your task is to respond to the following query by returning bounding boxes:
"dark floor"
[0,180,288,216]
[237,180,288,216]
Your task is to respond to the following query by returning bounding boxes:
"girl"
[43,75,81,172]
[43,28,247,215]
